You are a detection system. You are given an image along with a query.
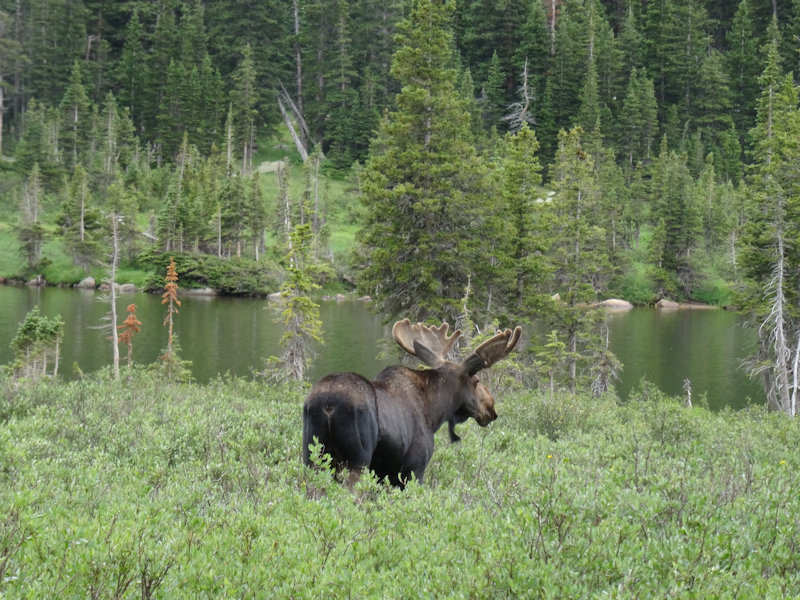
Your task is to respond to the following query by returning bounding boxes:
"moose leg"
[447,418,462,443]
[344,466,367,490]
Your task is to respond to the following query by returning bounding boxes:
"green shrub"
[141,251,282,295]
[2,374,800,598]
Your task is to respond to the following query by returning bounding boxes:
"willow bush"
[1,372,799,598]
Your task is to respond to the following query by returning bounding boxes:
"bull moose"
[302,319,522,487]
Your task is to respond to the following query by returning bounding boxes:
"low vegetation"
[1,373,798,598]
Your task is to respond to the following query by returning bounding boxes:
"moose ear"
[413,340,445,369]
[463,353,488,376]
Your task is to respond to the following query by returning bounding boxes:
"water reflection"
[0,285,765,409]
[606,308,764,410]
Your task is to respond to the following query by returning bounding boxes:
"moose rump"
[302,372,379,480]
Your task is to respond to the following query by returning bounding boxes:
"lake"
[0,285,765,410]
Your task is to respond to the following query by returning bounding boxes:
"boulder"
[656,298,679,309]
[181,287,216,296]
[678,302,716,310]
[118,283,137,293]
[594,298,633,309]
[76,276,96,289]
[27,275,45,287]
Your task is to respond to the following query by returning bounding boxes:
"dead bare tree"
[278,83,310,162]
[503,59,536,133]
[107,213,121,379]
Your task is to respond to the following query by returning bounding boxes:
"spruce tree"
[726,0,761,141]
[229,44,260,172]
[740,20,800,415]
[18,163,47,272]
[115,8,145,126]
[59,164,100,271]
[617,2,644,77]
[495,123,546,316]
[358,0,490,322]
[544,127,613,393]
[576,60,602,133]
[482,51,506,130]
[618,68,658,168]
[59,61,93,171]
[649,137,702,297]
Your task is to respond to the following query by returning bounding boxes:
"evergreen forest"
[3,0,800,412]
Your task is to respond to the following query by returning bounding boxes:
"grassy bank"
[1,373,798,598]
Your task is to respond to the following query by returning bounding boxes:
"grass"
[0,225,23,278]
[1,372,799,598]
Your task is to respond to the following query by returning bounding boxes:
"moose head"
[303,319,522,487]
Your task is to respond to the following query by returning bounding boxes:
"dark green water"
[0,285,765,409]
[605,307,764,410]
[0,285,392,383]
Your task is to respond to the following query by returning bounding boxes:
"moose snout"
[477,406,497,427]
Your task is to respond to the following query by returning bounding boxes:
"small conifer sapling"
[117,303,141,368]
[161,257,181,357]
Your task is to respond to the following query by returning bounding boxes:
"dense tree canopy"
[4,0,800,399]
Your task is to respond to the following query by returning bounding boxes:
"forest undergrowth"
[1,372,798,598]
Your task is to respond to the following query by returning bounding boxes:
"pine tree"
[550,0,590,134]
[59,61,93,171]
[161,256,181,358]
[694,154,736,266]
[0,7,27,156]
[271,220,324,382]
[649,137,702,297]
[740,20,800,415]
[156,59,188,160]
[618,68,658,168]
[588,0,623,107]
[694,49,734,153]
[117,303,142,370]
[482,51,506,130]
[617,2,644,77]
[512,0,549,86]
[229,43,260,172]
[59,164,100,271]
[576,59,602,132]
[457,0,530,94]
[544,126,613,393]
[18,163,47,271]
[358,0,491,322]
[8,306,64,380]
[115,8,145,128]
[495,123,546,316]
[142,0,181,144]
[726,0,761,141]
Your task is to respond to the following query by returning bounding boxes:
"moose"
[302,319,522,487]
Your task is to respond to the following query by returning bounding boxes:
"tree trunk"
[568,328,577,394]
[79,175,86,242]
[278,97,309,161]
[53,337,60,378]
[0,80,4,155]
[292,0,304,134]
[217,206,222,258]
[110,214,120,380]
[226,103,233,173]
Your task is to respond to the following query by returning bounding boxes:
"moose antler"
[464,326,523,373]
[392,319,462,368]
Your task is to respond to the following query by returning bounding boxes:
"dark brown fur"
[303,363,495,487]
[302,320,520,488]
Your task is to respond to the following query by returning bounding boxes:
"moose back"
[302,319,521,487]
